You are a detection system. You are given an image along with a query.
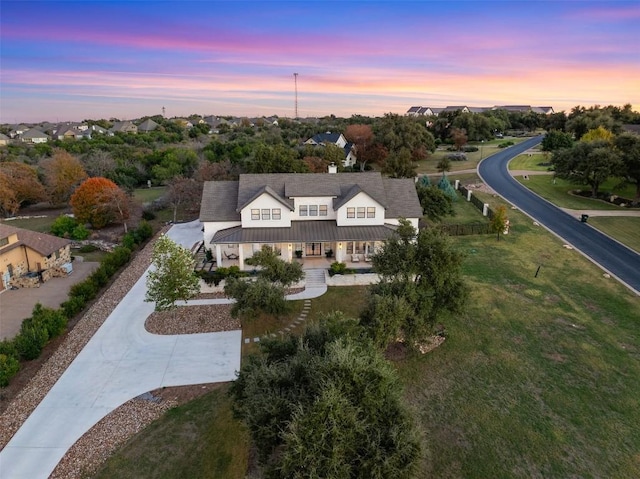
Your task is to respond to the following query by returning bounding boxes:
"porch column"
[215,244,222,265]
[285,243,294,263]
[238,244,245,270]
[336,241,344,262]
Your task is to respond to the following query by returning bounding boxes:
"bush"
[446,152,467,161]
[498,141,515,148]
[141,210,156,221]
[78,244,99,253]
[69,279,99,301]
[27,303,67,339]
[329,261,347,276]
[50,215,78,238]
[463,145,479,152]
[15,325,49,360]
[0,339,18,358]
[71,224,90,240]
[122,232,136,250]
[0,353,20,387]
[134,221,153,243]
[89,266,110,288]
[61,296,87,319]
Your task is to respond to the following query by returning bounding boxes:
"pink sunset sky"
[1,1,639,123]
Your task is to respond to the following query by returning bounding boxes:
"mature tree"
[70,177,130,229]
[302,155,330,173]
[382,147,417,178]
[0,172,19,216]
[193,159,239,182]
[224,245,303,319]
[615,132,640,201]
[450,127,468,151]
[41,150,88,205]
[541,130,574,151]
[145,235,200,314]
[437,175,458,201]
[0,162,46,211]
[345,123,375,171]
[436,157,451,175]
[416,184,455,221]
[374,113,436,155]
[167,176,201,223]
[364,220,467,349]
[552,141,623,197]
[489,205,509,241]
[229,320,421,478]
[581,126,615,144]
[250,144,306,173]
[83,149,116,177]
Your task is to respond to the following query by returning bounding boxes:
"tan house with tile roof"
[0,224,72,290]
[199,169,422,270]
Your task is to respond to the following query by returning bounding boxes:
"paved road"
[478,136,640,295]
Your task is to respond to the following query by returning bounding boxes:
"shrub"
[122,232,136,250]
[329,261,347,276]
[69,279,98,301]
[446,152,467,161]
[0,339,18,358]
[498,141,515,148]
[28,303,67,339]
[78,244,99,253]
[50,215,78,237]
[61,296,87,319]
[463,145,479,152]
[89,266,110,288]
[15,325,49,360]
[141,209,156,221]
[134,220,153,243]
[0,353,20,387]
[71,224,90,240]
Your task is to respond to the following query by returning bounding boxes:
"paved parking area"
[0,261,99,340]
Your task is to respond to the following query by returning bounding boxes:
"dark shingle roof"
[0,223,70,257]
[200,172,421,223]
[310,132,341,144]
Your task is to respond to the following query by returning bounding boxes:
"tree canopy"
[229,319,421,478]
[145,235,200,312]
[70,177,130,229]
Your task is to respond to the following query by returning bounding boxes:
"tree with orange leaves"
[41,150,88,205]
[0,162,46,214]
[70,177,130,229]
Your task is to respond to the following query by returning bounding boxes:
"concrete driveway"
[0,221,242,479]
[0,261,99,340]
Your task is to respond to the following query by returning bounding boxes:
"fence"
[438,223,491,236]
[457,184,495,219]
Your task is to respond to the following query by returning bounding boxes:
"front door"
[305,242,322,256]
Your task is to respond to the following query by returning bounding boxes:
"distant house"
[19,129,49,144]
[0,133,10,146]
[174,118,193,129]
[407,106,436,117]
[406,106,422,116]
[441,106,471,114]
[109,121,138,134]
[199,169,422,270]
[54,124,83,140]
[304,132,357,167]
[138,118,160,132]
[9,125,30,139]
[622,124,640,136]
[0,224,72,290]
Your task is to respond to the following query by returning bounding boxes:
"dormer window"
[300,205,308,216]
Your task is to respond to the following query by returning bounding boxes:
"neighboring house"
[406,106,422,116]
[199,169,423,270]
[138,118,160,132]
[304,132,357,167]
[441,106,471,114]
[622,124,640,136]
[0,133,10,146]
[8,125,30,138]
[19,128,49,144]
[109,121,138,134]
[174,118,193,129]
[0,224,72,290]
[407,106,436,116]
[54,124,83,140]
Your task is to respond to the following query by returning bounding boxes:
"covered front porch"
[207,220,394,271]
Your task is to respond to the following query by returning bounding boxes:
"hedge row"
[0,221,153,387]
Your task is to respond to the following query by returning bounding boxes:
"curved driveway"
[478,136,640,295]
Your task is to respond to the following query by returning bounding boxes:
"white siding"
[203,221,241,246]
[336,192,384,226]
[240,193,291,228]
[291,196,337,221]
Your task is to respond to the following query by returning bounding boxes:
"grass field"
[95,203,640,478]
[508,152,553,171]
[588,217,640,253]
[133,186,167,203]
[515,175,634,210]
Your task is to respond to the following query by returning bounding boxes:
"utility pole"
[293,73,298,119]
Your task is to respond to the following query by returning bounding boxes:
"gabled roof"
[308,132,341,145]
[0,223,70,257]
[200,172,422,223]
[407,106,421,113]
[20,129,49,139]
[138,118,159,132]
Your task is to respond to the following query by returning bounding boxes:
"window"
[309,205,318,216]
[367,207,376,218]
[300,205,308,216]
[272,208,281,220]
[251,209,260,220]
[0,237,8,248]
[357,207,365,218]
[319,205,328,216]
[347,207,355,218]
[262,209,270,220]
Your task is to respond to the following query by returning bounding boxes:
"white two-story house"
[199,167,422,270]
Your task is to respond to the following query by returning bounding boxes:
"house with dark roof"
[19,128,49,144]
[138,118,159,132]
[0,224,72,290]
[109,121,138,134]
[199,169,422,270]
[304,132,357,167]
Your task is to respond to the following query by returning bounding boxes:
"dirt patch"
[145,304,240,335]
[543,352,567,363]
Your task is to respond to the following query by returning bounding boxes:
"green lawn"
[94,207,640,478]
[508,152,553,171]
[588,216,640,253]
[516,176,633,210]
[3,215,57,233]
[133,186,168,203]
